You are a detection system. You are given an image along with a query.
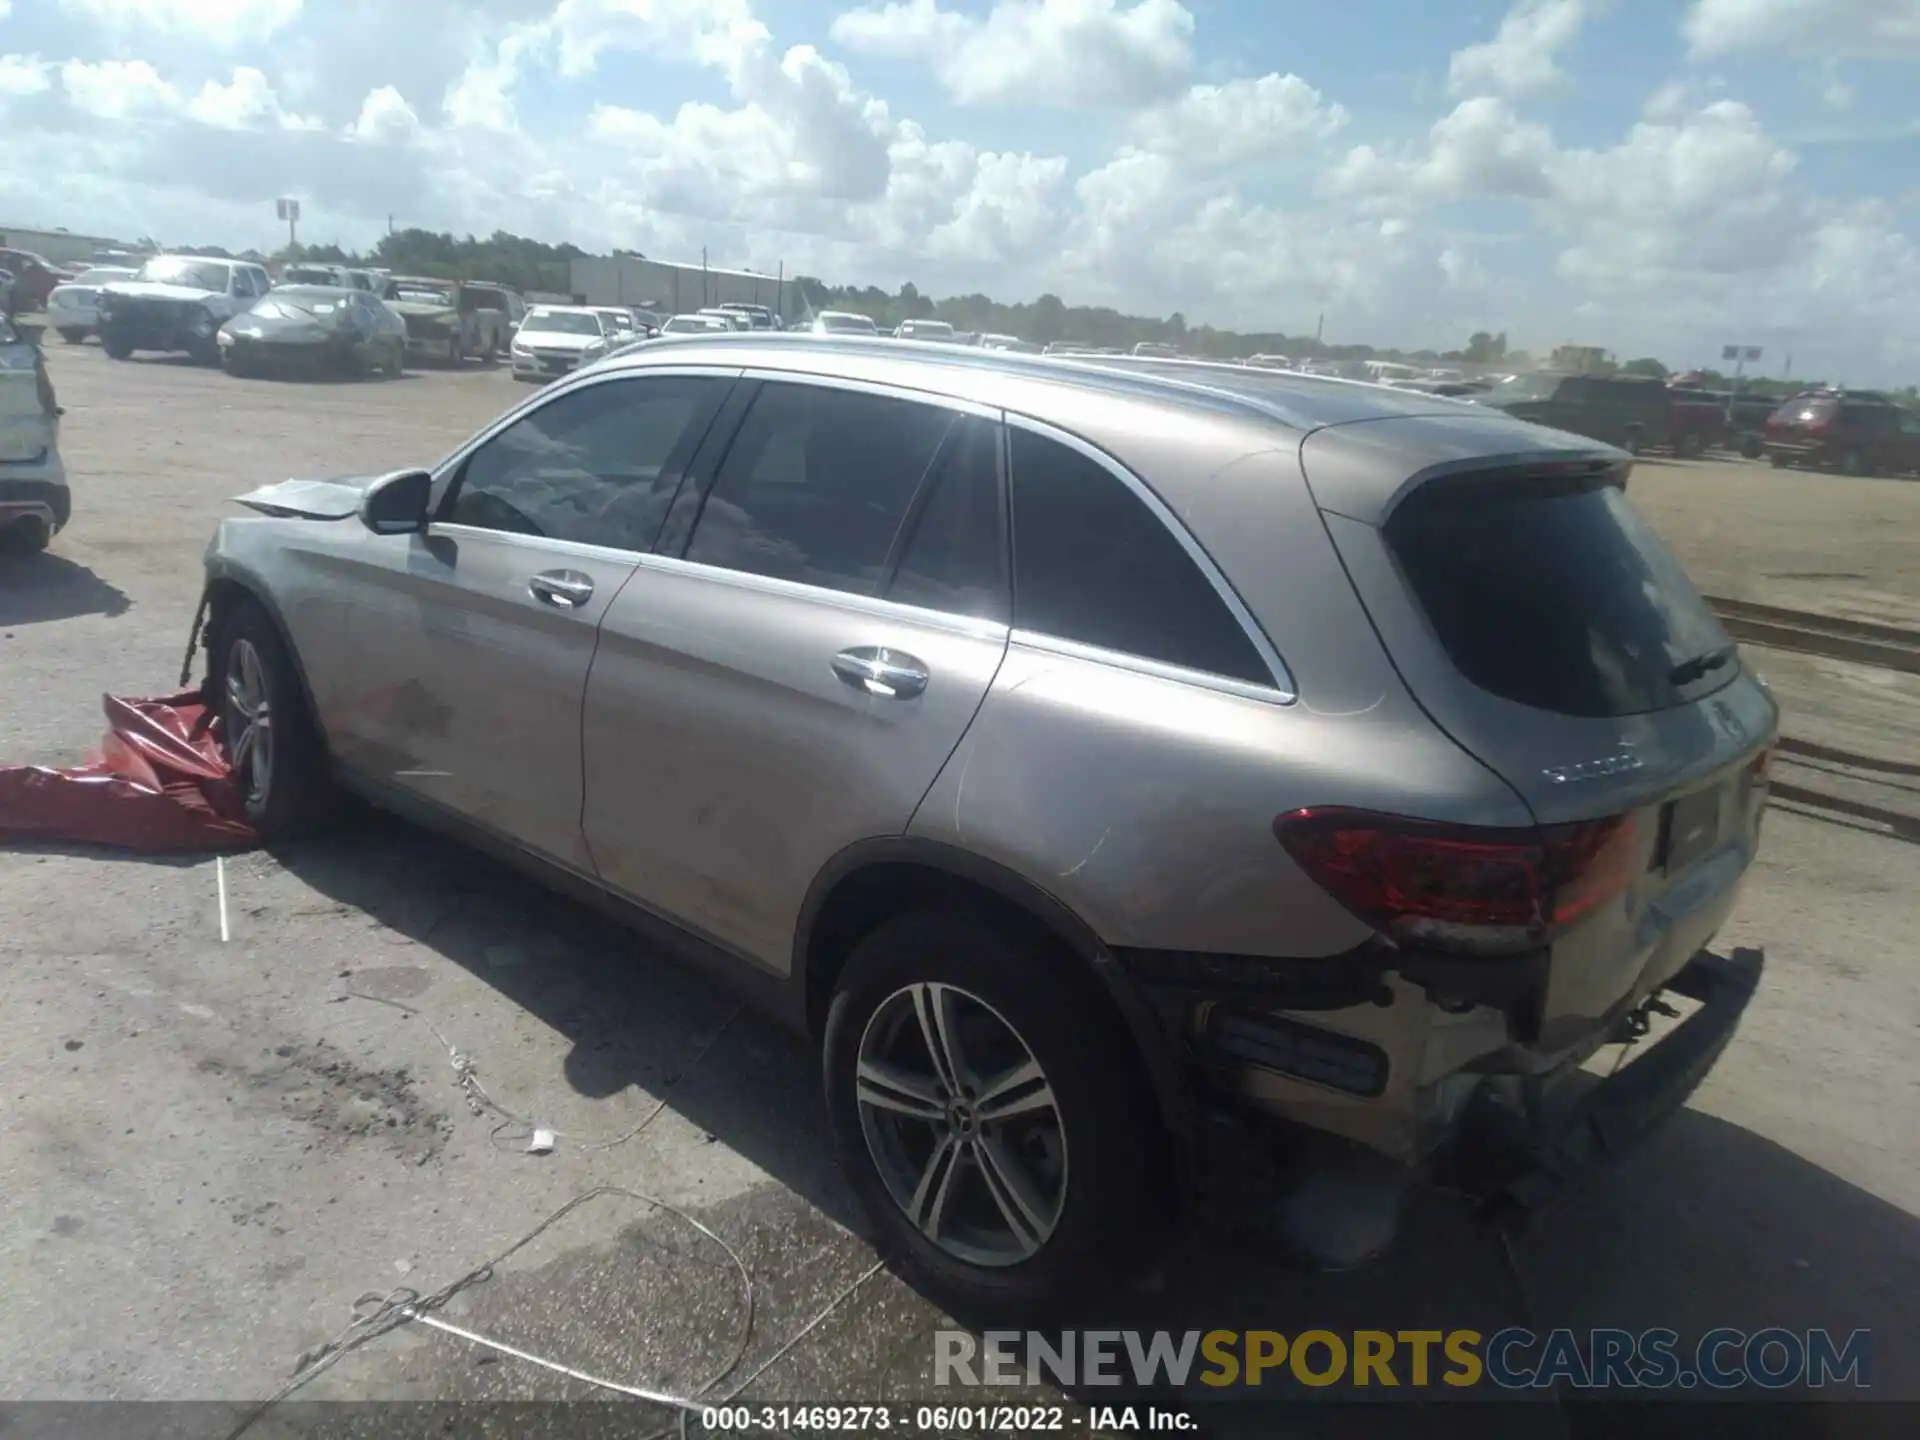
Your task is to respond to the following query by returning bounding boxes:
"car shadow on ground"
[268,810,1917,1430]
[0,550,132,624]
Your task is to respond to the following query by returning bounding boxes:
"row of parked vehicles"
[36,253,807,381]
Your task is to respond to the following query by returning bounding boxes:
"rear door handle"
[528,569,595,608]
[831,646,929,699]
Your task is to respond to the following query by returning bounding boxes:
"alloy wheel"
[226,638,275,809]
[855,982,1068,1268]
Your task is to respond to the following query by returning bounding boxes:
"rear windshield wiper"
[1668,645,1737,686]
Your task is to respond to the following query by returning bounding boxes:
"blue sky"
[2,0,1918,380]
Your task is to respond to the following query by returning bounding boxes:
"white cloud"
[58,0,304,44]
[185,67,317,130]
[830,0,1195,107]
[59,58,180,118]
[0,55,53,97]
[1685,0,1920,57]
[1449,0,1594,98]
[1129,73,1347,166]
[1336,96,1556,202]
[350,85,421,144]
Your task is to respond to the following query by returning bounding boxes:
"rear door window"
[1007,427,1271,686]
[1384,475,1731,718]
[683,382,954,596]
[884,416,1007,622]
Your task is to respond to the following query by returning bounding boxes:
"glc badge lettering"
[1543,748,1643,785]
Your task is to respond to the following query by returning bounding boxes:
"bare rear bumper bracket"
[1445,945,1765,1215]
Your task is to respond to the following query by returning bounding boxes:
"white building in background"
[0,224,140,269]
[569,256,790,320]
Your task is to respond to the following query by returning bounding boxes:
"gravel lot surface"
[3,346,1915,1435]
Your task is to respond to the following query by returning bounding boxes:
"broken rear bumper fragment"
[1443,945,1765,1213]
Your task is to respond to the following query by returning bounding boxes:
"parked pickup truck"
[381,277,520,364]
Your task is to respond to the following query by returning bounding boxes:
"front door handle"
[529,569,595,608]
[831,646,929,699]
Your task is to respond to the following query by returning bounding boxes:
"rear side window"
[1385,476,1731,718]
[684,382,954,595]
[1008,428,1270,686]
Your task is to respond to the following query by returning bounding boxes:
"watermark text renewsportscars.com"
[934,1328,1872,1391]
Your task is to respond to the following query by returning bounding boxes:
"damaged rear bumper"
[0,476,71,533]
[1440,945,1765,1212]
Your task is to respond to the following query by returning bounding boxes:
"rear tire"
[1840,448,1868,477]
[0,517,51,555]
[1676,431,1704,459]
[102,329,133,360]
[1621,426,1645,456]
[1769,452,1789,469]
[58,328,87,345]
[211,598,332,839]
[822,907,1168,1322]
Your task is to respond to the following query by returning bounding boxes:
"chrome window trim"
[1000,412,1298,704]
[628,550,1012,642]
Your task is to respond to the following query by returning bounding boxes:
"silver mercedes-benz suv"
[193,335,1776,1315]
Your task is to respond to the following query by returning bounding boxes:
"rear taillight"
[1273,808,1637,956]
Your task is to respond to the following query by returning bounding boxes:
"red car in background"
[0,249,77,311]
[1763,390,1920,477]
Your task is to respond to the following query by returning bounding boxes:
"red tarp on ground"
[0,692,257,852]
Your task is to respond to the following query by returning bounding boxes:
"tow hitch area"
[1442,946,1765,1216]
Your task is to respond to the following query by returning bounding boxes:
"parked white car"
[44,266,140,343]
[97,255,274,365]
[659,313,736,335]
[508,305,615,382]
[0,313,67,554]
[809,310,878,335]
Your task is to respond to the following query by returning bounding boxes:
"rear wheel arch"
[795,840,1192,1176]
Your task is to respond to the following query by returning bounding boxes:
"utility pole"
[387,214,395,236]
[701,246,709,307]
[1315,312,1324,344]
[777,259,784,325]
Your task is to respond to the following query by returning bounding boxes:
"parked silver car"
[191,336,1776,1315]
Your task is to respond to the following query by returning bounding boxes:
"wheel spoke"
[974,1057,1055,1124]
[911,983,972,1094]
[226,669,254,720]
[230,723,255,775]
[973,1134,1052,1253]
[907,1135,961,1241]
[251,711,273,797]
[856,1058,946,1122]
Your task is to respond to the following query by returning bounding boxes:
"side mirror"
[360,468,433,535]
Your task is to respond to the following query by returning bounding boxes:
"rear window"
[1385,474,1732,718]
[1773,397,1836,424]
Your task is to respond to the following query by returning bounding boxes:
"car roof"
[592,333,1620,523]
[528,304,599,315]
[272,284,355,296]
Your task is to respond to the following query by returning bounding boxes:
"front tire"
[1840,447,1868,477]
[58,328,87,345]
[212,599,331,838]
[101,328,133,360]
[823,908,1167,1321]
[1676,431,1705,459]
